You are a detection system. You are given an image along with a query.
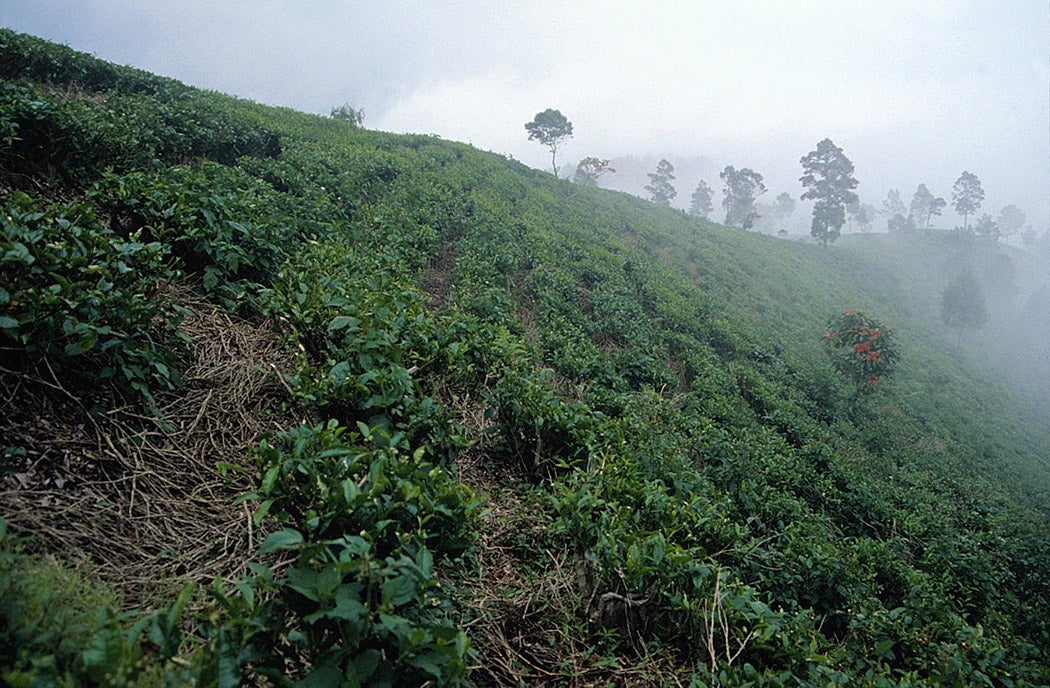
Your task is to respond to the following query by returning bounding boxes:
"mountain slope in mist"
[1,30,1048,686]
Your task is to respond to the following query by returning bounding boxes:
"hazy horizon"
[3,1,1047,237]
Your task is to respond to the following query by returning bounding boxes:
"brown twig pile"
[0,284,297,608]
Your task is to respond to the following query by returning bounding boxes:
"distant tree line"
[524,108,1037,247]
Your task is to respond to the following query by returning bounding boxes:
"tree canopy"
[909,184,946,228]
[330,103,364,127]
[951,171,984,230]
[645,158,677,206]
[941,270,988,348]
[799,138,859,247]
[525,108,573,177]
[720,166,766,229]
[997,204,1026,239]
[882,189,906,217]
[688,180,714,219]
[572,157,614,187]
[973,213,999,239]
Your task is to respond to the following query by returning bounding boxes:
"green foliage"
[251,419,476,565]
[0,77,278,189]
[645,158,676,206]
[720,165,766,229]
[525,107,572,176]
[2,29,1049,686]
[941,269,989,346]
[259,236,476,463]
[996,204,1026,239]
[973,212,999,239]
[688,179,714,218]
[910,183,947,229]
[0,521,199,687]
[0,192,182,405]
[571,156,614,187]
[483,332,600,476]
[212,420,477,686]
[821,309,899,394]
[951,171,984,229]
[91,162,288,293]
[1,28,183,95]
[330,102,364,127]
[800,138,858,247]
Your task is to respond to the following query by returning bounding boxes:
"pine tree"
[688,180,714,218]
[645,159,677,206]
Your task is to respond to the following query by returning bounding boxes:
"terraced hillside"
[2,30,1048,686]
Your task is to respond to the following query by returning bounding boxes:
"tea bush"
[0,519,198,687]
[91,162,288,292]
[2,29,1048,686]
[0,192,182,404]
[210,420,477,686]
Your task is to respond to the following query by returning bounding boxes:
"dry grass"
[0,284,297,608]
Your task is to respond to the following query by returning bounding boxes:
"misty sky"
[3,1,1048,235]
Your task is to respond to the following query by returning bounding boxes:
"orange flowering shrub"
[822,309,898,392]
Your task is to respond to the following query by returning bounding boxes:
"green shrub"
[91,163,289,293]
[821,309,899,393]
[211,420,477,686]
[0,192,182,405]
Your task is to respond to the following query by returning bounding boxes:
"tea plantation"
[1,30,1048,686]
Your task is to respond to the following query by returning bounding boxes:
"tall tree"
[951,171,984,230]
[572,157,614,187]
[799,138,859,247]
[909,184,946,228]
[997,204,1026,240]
[753,192,798,235]
[846,199,861,232]
[881,189,906,217]
[525,109,573,177]
[720,165,766,229]
[645,159,677,206]
[688,179,714,218]
[941,269,988,349]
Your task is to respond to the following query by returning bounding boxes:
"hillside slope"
[1,30,1048,686]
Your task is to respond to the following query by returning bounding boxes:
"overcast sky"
[3,1,1048,234]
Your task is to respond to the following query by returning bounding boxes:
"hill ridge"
[1,29,1048,686]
